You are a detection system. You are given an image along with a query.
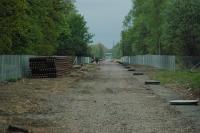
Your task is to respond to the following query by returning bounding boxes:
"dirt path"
[55,61,198,132]
[0,61,199,132]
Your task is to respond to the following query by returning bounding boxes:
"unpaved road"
[0,61,200,132]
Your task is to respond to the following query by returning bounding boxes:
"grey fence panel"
[121,55,176,71]
[0,55,33,81]
[0,55,92,81]
[75,57,92,65]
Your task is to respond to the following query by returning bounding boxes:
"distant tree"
[112,43,123,59]
[90,43,107,58]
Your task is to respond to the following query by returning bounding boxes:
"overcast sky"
[76,0,132,49]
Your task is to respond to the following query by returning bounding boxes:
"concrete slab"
[170,100,199,105]
[133,72,144,75]
[124,66,131,69]
[128,68,136,71]
[145,80,160,85]
[7,125,29,133]
[73,65,82,69]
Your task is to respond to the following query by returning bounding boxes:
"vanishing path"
[1,61,199,132]
[61,61,198,133]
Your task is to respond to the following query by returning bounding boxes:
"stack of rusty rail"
[29,56,74,78]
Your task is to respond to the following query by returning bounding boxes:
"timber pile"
[29,56,74,78]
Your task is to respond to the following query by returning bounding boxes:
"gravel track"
[60,62,198,133]
[0,61,199,132]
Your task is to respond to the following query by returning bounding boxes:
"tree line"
[0,0,93,56]
[89,43,109,58]
[113,0,200,58]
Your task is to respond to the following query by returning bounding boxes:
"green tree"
[0,0,93,56]
[90,43,107,58]
[0,0,30,54]
[120,0,168,55]
[120,0,151,55]
[162,0,200,56]
[57,12,93,56]
[120,0,200,56]
[112,43,122,59]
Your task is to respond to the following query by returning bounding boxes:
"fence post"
[2,55,5,81]
[73,57,77,65]
[143,55,145,65]
[173,56,176,72]
[0,56,3,81]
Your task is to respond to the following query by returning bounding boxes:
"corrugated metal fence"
[74,57,92,65]
[0,55,177,81]
[121,55,176,71]
[0,55,33,81]
[0,55,92,81]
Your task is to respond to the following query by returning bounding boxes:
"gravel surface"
[0,61,199,132]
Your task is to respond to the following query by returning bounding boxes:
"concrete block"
[133,72,144,75]
[170,100,199,105]
[145,80,160,85]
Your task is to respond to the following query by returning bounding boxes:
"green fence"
[0,55,33,81]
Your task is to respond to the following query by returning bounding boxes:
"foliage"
[89,43,107,58]
[112,43,122,59]
[162,0,200,56]
[57,12,93,56]
[0,0,93,56]
[153,70,200,91]
[115,0,200,57]
[0,0,30,54]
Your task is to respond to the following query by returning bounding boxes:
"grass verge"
[152,70,200,92]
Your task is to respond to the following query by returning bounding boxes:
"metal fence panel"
[74,57,92,65]
[0,55,92,81]
[0,55,33,81]
[121,55,176,71]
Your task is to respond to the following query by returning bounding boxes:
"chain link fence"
[176,56,200,71]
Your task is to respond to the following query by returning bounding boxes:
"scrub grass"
[153,70,200,91]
